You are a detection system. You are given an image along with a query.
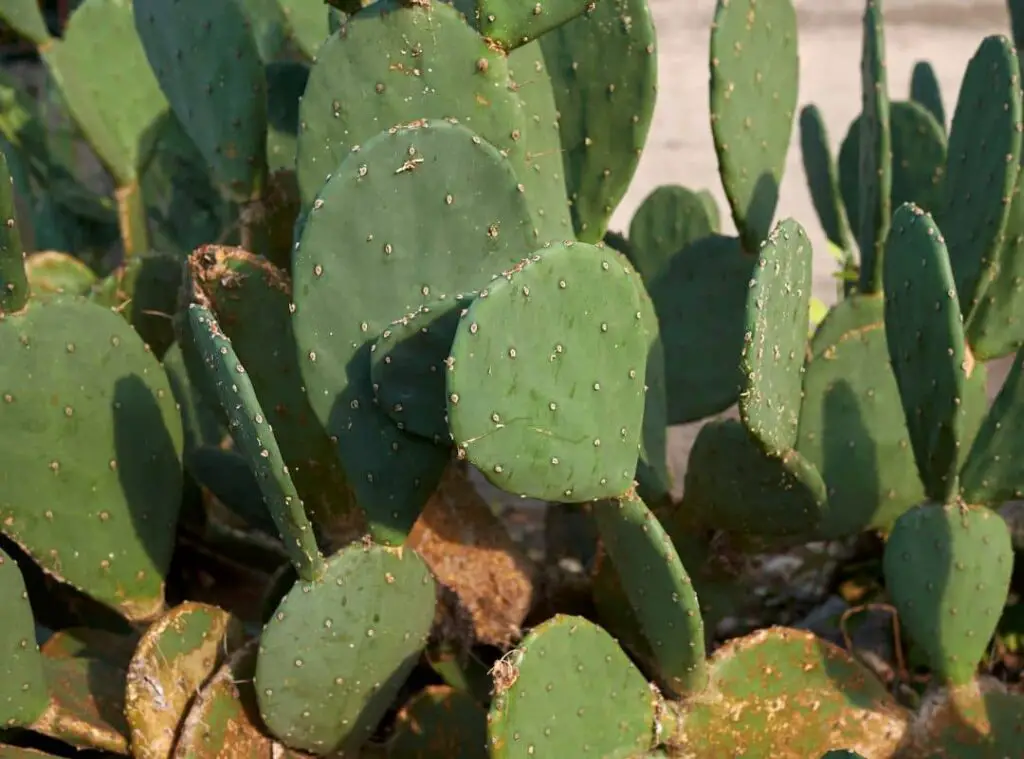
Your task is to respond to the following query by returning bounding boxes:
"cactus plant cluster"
[0,0,1022,756]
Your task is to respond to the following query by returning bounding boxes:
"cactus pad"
[941,35,1023,328]
[855,0,891,293]
[477,0,591,51]
[0,0,51,45]
[0,548,47,729]
[883,203,969,502]
[255,543,436,754]
[627,185,716,279]
[910,60,945,129]
[25,252,97,300]
[487,615,656,759]
[187,300,326,582]
[293,120,537,542]
[0,152,27,315]
[0,297,184,621]
[740,218,812,454]
[277,0,331,60]
[709,0,799,252]
[371,294,475,444]
[883,502,1013,685]
[124,602,245,759]
[296,0,570,242]
[799,104,854,253]
[684,418,828,538]
[674,627,909,758]
[133,0,268,202]
[539,0,657,242]
[389,685,487,759]
[898,682,1024,758]
[446,242,649,501]
[265,62,308,174]
[592,491,706,697]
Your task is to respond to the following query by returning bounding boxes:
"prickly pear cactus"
[0,0,51,45]
[626,185,716,278]
[0,548,48,730]
[799,104,853,254]
[910,59,945,129]
[446,241,650,502]
[709,0,799,252]
[388,685,487,759]
[255,542,437,754]
[476,0,591,51]
[883,503,1013,686]
[0,151,27,315]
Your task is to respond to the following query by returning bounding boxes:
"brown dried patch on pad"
[671,627,910,758]
[172,640,310,759]
[408,462,535,648]
[125,602,246,759]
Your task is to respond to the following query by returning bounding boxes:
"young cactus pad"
[133,0,268,202]
[883,503,1013,686]
[626,184,716,280]
[709,0,799,252]
[740,218,813,455]
[446,242,650,502]
[539,0,658,242]
[591,491,707,697]
[255,543,437,755]
[799,104,854,253]
[883,203,969,503]
[0,548,48,729]
[186,301,326,582]
[910,60,945,128]
[487,615,658,759]
[292,120,538,542]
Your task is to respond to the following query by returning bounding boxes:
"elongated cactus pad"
[0,548,48,729]
[0,0,51,44]
[447,242,649,502]
[255,543,436,754]
[883,203,969,503]
[0,151,27,315]
[187,301,326,582]
[856,0,891,293]
[487,615,657,759]
[800,104,854,253]
[740,218,812,455]
[910,60,945,129]
[592,491,706,696]
[883,503,1013,686]
[709,0,798,252]
[941,35,1023,331]
[540,0,657,242]
[293,120,537,542]
[134,0,268,202]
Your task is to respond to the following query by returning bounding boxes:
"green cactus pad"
[476,0,590,51]
[0,548,48,730]
[799,104,854,253]
[447,242,649,502]
[173,640,307,758]
[883,203,969,502]
[646,235,757,424]
[740,219,812,455]
[188,446,280,536]
[683,418,828,538]
[293,121,538,542]
[539,0,657,242]
[371,293,475,444]
[388,685,487,759]
[634,278,671,500]
[0,0,51,45]
[592,491,706,697]
[184,246,357,538]
[296,0,570,243]
[161,342,224,458]
[124,602,245,759]
[674,627,910,757]
[277,0,331,60]
[25,252,97,300]
[910,60,945,129]
[961,345,1024,505]
[265,62,308,174]
[186,300,326,582]
[838,100,946,234]
[898,682,1024,758]
[0,297,183,621]
[883,502,1013,685]
[487,615,656,759]
[0,152,27,315]
[42,0,168,188]
[133,0,268,202]
[627,185,716,279]
[709,0,799,252]
[255,543,436,754]
[855,0,891,293]
[236,0,290,62]
[940,35,1023,328]
[965,172,1024,361]
[89,250,182,358]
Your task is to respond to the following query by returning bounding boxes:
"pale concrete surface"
[612,0,1012,307]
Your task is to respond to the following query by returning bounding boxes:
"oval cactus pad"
[447,242,649,502]
[0,548,48,729]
